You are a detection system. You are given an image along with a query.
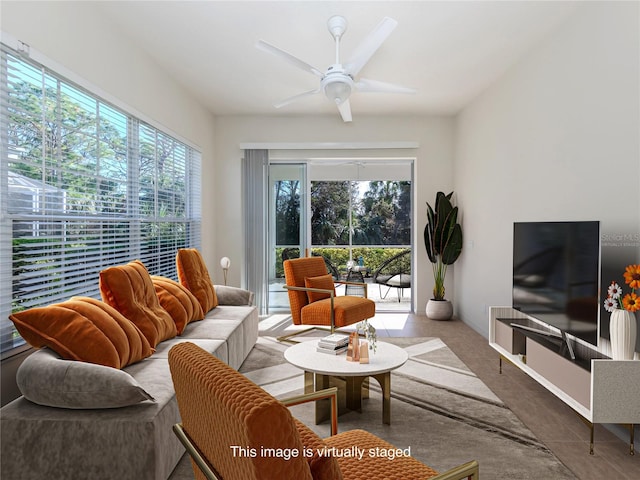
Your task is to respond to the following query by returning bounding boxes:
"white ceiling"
[97,1,580,118]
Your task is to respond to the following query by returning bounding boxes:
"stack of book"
[316,333,350,355]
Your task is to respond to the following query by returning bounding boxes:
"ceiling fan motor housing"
[322,71,354,105]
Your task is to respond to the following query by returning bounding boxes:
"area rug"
[170,334,576,480]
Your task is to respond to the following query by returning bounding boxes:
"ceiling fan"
[256,15,416,122]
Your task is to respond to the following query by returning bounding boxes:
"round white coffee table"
[284,340,408,424]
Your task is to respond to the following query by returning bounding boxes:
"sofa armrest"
[213,285,254,306]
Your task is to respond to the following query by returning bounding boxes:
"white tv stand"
[489,306,640,455]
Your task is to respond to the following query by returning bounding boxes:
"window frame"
[0,43,202,357]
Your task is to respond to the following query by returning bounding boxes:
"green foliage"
[308,180,411,246]
[275,247,410,278]
[424,192,463,300]
[359,181,411,245]
[274,180,300,245]
[310,181,353,245]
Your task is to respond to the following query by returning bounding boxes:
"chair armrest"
[283,284,335,298]
[431,460,479,480]
[281,387,338,436]
[284,282,368,299]
[172,423,221,480]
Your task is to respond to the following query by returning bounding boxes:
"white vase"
[610,309,637,360]
[426,299,453,320]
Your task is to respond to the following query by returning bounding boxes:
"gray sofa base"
[1,304,259,480]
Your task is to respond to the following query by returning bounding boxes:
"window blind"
[0,45,202,355]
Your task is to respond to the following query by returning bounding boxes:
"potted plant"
[424,191,463,320]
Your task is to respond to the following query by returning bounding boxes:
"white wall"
[1,0,218,260]
[213,115,455,310]
[454,2,640,337]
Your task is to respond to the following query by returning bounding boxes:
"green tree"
[311,181,354,245]
[274,180,300,245]
[8,77,128,215]
[359,181,411,245]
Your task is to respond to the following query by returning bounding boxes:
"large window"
[0,45,201,355]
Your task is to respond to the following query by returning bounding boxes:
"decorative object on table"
[424,191,463,320]
[346,332,360,362]
[603,264,639,360]
[316,333,350,355]
[357,319,377,353]
[220,257,231,285]
[359,341,369,363]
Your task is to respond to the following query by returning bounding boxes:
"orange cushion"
[151,275,204,334]
[301,296,375,328]
[100,260,177,347]
[304,274,335,303]
[176,248,218,313]
[9,297,153,369]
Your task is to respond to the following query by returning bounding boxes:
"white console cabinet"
[489,306,640,455]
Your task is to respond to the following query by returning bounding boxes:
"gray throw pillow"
[17,348,155,409]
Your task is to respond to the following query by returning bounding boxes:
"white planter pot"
[426,299,453,320]
[610,309,637,360]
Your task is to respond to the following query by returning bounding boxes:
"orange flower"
[623,264,640,290]
[622,293,640,312]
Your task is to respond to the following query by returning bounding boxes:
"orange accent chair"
[282,256,376,342]
[168,341,479,480]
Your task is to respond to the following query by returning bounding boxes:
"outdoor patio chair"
[281,248,340,280]
[372,250,411,302]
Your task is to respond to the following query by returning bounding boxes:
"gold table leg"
[372,372,391,425]
[345,376,366,413]
[308,372,332,425]
[362,377,370,399]
[304,371,314,394]
[306,371,392,425]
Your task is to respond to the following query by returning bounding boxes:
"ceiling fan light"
[323,77,353,105]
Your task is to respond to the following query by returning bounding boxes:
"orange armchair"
[169,342,479,480]
[281,256,375,342]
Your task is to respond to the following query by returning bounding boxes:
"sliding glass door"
[267,158,413,313]
[268,163,307,310]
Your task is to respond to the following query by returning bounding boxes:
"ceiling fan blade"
[337,99,352,123]
[274,88,321,108]
[344,17,397,77]
[356,78,416,94]
[256,40,324,78]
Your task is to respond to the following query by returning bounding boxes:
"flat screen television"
[512,221,600,346]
